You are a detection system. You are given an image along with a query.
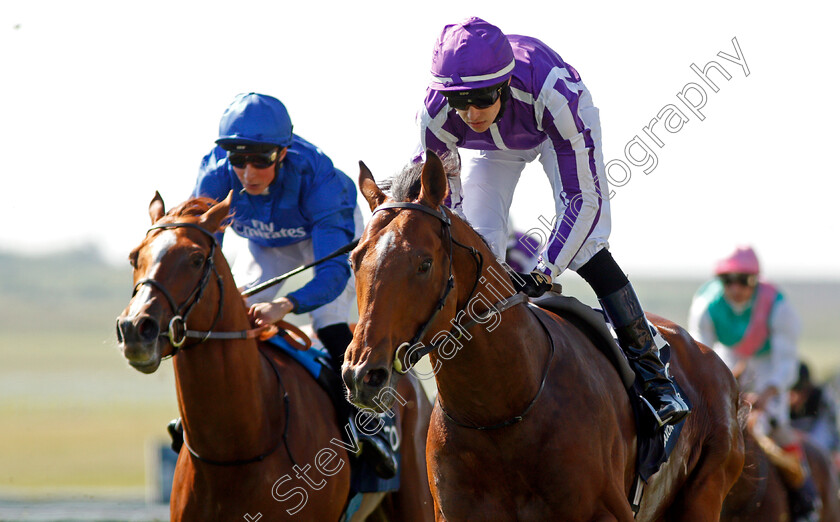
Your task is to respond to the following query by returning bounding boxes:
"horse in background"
[116,192,434,521]
[723,417,840,521]
[342,151,745,521]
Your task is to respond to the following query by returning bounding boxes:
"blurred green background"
[1,246,838,501]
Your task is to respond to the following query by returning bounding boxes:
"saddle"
[531,294,636,388]
[531,293,689,511]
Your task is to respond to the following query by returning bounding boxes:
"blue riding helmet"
[216,93,294,149]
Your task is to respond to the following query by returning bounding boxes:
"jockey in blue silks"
[416,18,689,428]
[191,92,397,477]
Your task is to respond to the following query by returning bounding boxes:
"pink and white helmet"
[429,17,515,92]
[714,246,760,275]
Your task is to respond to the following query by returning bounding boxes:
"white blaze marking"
[149,230,177,265]
[127,231,176,317]
[128,284,152,317]
[374,231,396,273]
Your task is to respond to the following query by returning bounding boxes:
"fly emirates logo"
[235,220,307,240]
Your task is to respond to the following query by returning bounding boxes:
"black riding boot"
[167,417,183,453]
[600,282,690,428]
[318,324,399,479]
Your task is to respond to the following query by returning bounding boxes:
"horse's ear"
[149,191,165,224]
[418,150,448,208]
[199,191,232,234]
[359,160,387,211]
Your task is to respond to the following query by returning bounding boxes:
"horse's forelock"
[383,152,461,202]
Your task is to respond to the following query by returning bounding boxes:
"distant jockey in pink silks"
[414,17,689,428]
[689,246,819,522]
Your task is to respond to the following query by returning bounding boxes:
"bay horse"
[723,422,840,521]
[116,192,434,521]
[342,151,745,521]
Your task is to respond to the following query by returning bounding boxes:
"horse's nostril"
[137,317,160,343]
[115,319,125,344]
[343,370,355,392]
[363,368,388,388]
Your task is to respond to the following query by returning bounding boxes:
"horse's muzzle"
[116,314,162,373]
[342,362,395,412]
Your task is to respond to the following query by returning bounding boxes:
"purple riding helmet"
[429,17,514,92]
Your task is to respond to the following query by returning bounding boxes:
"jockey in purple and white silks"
[416,17,690,428]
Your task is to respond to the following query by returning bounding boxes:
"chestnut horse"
[116,192,434,521]
[342,152,745,521]
[723,425,840,521]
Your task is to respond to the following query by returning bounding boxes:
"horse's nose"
[342,366,357,393]
[343,362,389,390]
[342,361,390,407]
[116,315,160,345]
[363,367,389,388]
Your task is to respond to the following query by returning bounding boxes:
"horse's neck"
[431,237,550,426]
[173,287,279,457]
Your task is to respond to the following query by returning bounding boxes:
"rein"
[371,202,552,430]
[439,305,556,431]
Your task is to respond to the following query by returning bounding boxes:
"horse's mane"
[380,152,461,201]
[378,153,496,253]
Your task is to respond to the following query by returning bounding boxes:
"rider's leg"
[460,148,530,259]
[576,248,690,427]
[772,422,821,522]
[314,270,398,481]
[316,321,399,479]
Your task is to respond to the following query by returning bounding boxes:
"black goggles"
[444,85,504,110]
[228,149,279,169]
[718,273,757,287]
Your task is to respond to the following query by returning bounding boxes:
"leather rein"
[370,202,554,431]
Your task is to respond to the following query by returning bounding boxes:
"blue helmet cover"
[216,93,294,148]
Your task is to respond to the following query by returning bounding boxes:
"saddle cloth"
[532,295,689,482]
[263,333,401,511]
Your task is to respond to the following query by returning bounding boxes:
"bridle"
[369,202,551,431]
[131,220,294,466]
[133,222,268,356]
[370,203,485,373]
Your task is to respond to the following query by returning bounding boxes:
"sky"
[2,1,839,280]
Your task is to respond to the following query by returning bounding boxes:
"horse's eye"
[189,252,204,268]
[419,259,432,274]
[128,249,139,269]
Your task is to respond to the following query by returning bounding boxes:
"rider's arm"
[192,146,234,246]
[765,297,801,393]
[416,92,464,214]
[285,161,357,314]
[532,83,605,278]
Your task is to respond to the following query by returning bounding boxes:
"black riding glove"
[512,271,553,298]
